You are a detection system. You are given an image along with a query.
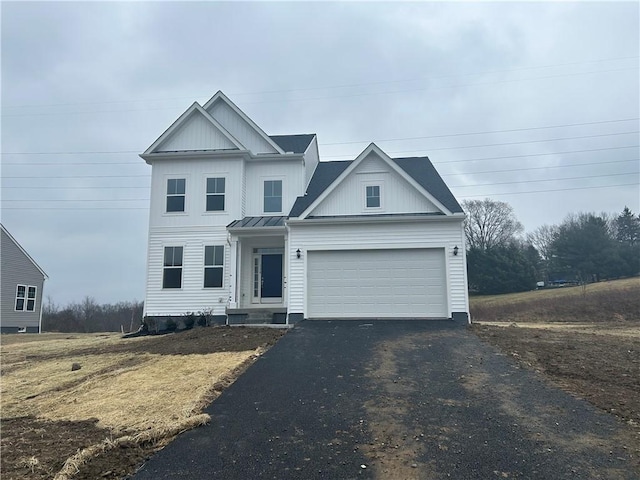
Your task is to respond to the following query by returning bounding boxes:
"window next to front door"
[264,180,282,213]
[204,245,224,288]
[166,178,186,212]
[163,246,183,288]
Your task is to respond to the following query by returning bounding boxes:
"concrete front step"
[226,308,287,325]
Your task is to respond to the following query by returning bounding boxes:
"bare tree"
[462,198,523,250]
[526,224,558,261]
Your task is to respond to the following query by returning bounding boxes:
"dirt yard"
[470,278,640,431]
[0,326,285,480]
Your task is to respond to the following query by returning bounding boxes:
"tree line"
[42,296,143,333]
[463,199,640,295]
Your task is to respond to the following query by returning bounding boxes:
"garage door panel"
[307,249,447,319]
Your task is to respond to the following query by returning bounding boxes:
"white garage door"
[307,249,447,318]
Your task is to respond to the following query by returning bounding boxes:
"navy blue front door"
[261,254,283,298]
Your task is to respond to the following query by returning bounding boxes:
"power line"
[4,127,639,158]
[4,55,637,110]
[319,118,640,146]
[4,181,638,210]
[323,131,640,159]
[457,182,639,198]
[6,171,638,203]
[4,158,637,189]
[3,67,638,118]
[449,171,637,188]
[3,148,638,180]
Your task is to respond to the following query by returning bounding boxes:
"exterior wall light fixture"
[453,246,459,256]
[296,248,301,259]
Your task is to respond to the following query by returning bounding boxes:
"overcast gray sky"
[2,1,638,306]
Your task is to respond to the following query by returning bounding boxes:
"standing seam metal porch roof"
[227,216,287,229]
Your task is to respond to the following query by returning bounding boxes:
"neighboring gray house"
[1,224,48,333]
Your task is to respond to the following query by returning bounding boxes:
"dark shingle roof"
[269,134,316,154]
[288,156,463,218]
[227,216,287,229]
[393,157,463,214]
[289,161,351,217]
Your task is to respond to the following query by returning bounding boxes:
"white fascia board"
[285,214,462,226]
[298,142,454,219]
[203,91,286,155]
[0,224,49,279]
[245,153,304,162]
[143,103,245,155]
[226,226,287,235]
[296,143,379,219]
[368,144,454,216]
[139,149,250,164]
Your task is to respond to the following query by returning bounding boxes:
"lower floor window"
[163,246,183,288]
[15,285,36,311]
[204,245,224,288]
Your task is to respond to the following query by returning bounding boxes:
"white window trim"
[15,284,37,312]
[362,180,384,211]
[162,245,184,289]
[262,177,285,215]
[164,176,188,215]
[203,245,225,289]
[203,175,227,214]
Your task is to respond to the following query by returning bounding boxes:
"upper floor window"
[166,178,186,212]
[366,185,381,208]
[206,177,225,212]
[264,180,282,213]
[15,285,37,312]
[163,246,183,288]
[204,245,224,288]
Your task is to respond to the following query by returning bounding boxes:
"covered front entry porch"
[227,217,288,323]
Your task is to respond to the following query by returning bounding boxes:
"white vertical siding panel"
[157,114,237,152]
[245,161,305,216]
[149,158,243,229]
[304,137,319,187]
[208,102,278,154]
[311,156,439,216]
[288,220,468,316]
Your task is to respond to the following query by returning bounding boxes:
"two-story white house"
[141,91,469,327]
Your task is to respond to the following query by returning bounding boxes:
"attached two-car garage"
[306,248,448,319]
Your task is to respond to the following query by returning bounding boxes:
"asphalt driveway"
[133,320,638,479]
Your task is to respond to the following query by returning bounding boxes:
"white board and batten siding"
[244,160,306,217]
[155,112,238,152]
[310,153,440,217]
[144,228,230,317]
[288,219,467,319]
[207,101,278,154]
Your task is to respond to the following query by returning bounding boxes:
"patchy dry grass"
[470,277,640,323]
[1,327,285,479]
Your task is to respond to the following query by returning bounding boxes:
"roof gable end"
[203,91,285,155]
[296,144,455,219]
[1,224,48,279]
[143,103,244,154]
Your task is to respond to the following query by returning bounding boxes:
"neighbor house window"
[206,177,225,211]
[15,285,36,312]
[163,246,183,288]
[264,180,282,213]
[204,245,224,288]
[366,185,381,208]
[166,178,186,212]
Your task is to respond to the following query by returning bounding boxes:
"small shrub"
[165,318,177,332]
[183,312,196,330]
